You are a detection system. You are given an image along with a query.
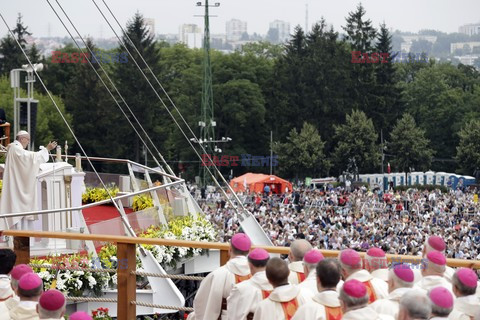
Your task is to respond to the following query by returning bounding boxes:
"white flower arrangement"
[31,255,110,297]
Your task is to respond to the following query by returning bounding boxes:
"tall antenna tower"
[196,0,220,186]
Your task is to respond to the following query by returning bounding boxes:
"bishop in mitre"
[0,131,57,230]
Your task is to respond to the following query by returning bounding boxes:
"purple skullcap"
[10,264,33,281]
[367,247,386,258]
[456,268,478,288]
[18,273,42,291]
[427,251,446,266]
[39,289,65,311]
[343,279,367,298]
[429,287,454,309]
[248,248,269,261]
[231,233,252,251]
[392,264,414,283]
[428,236,446,252]
[303,249,324,264]
[339,249,361,267]
[70,311,94,320]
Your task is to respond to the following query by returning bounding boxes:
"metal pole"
[27,72,31,150]
[381,129,384,174]
[270,130,273,175]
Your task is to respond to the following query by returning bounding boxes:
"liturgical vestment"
[253,284,311,320]
[227,270,273,320]
[188,256,250,320]
[0,141,49,230]
[292,290,342,320]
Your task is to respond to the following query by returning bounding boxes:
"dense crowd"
[198,186,480,260]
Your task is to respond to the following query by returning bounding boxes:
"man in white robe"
[0,264,34,319]
[414,251,453,295]
[227,248,272,320]
[253,257,311,320]
[292,258,343,320]
[37,289,66,320]
[365,248,389,282]
[287,239,312,284]
[297,249,324,298]
[449,268,480,320]
[427,287,454,319]
[397,290,432,320]
[413,236,454,283]
[0,131,56,230]
[339,249,388,304]
[339,279,393,320]
[0,249,16,318]
[188,233,252,320]
[370,264,414,319]
[8,273,43,320]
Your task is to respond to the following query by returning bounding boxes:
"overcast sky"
[1,0,479,38]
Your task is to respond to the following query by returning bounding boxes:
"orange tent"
[229,173,292,194]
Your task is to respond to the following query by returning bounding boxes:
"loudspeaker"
[19,100,38,142]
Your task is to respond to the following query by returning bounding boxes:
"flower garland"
[31,254,110,297]
[30,215,216,297]
[98,215,217,271]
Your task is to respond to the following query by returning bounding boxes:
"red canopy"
[229,173,292,194]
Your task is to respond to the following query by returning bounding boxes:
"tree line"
[0,5,480,180]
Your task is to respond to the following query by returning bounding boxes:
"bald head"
[266,257,290,287]
[289,239,312,262]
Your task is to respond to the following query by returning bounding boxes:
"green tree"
[373,23,401,132]
[343,3,377,52]
[0,14,32,75]
[332,110,380,174]
[64,39,124,162]
[342,4,377,122]
[273,122,330,178]
[389,113,433,175]
[240,41,283,59]
[456,119,480,175]
[112,12,161,163]
[401,63,480,170]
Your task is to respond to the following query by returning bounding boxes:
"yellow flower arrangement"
[82,185,119,204]
[132,194,154,212]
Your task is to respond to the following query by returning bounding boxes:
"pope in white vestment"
[0,131,56,230]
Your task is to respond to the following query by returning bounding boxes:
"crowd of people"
[187,233,480,320]
[199,186,480,261]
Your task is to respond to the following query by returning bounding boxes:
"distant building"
[454,55,479,66]
[400,35,437,52]
[459,23,480,36]
[268,20,290,43]
[226,19,247,42]
[144,18,155,38]
[179,24,202,49]
[450,42,480,54]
